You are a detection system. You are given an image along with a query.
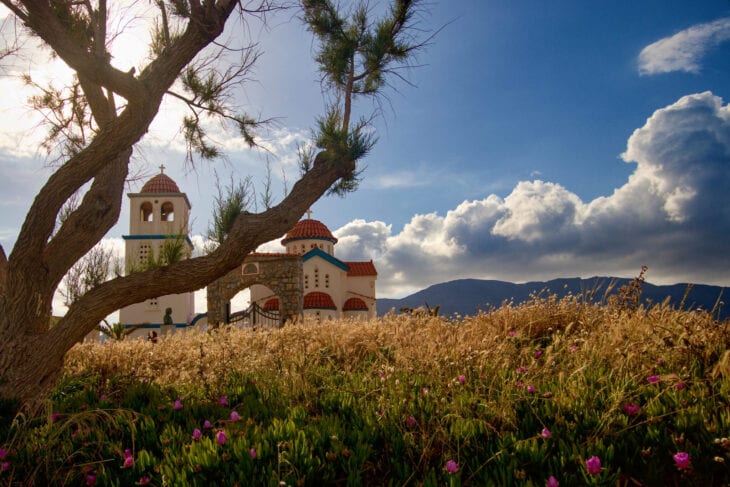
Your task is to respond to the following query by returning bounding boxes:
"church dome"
[140,172,180,193]
[281,218,338,245]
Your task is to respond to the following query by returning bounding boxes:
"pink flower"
[216,430,227,446]
[673,451,691,469]
[624,403,641,416]
[445,459,459,473]
[535,350,543,358]
[203,420,212,429]
[1,461,10,472]
[516,366,527,374]
[458,375,466,384]
[0,448,6,459]
[546,476,559,487]
[508,330,516,337]
[585,455,601,475]
[569,345,578,353]
[674,381,686,390]
[540,427,551,438]
[139,476,151,485]
[647,375,660,384]
[123,449,134,468]
[230,411,240,422]
[173,399,183,411]
[527,385,536,393]
[219,396,228,406]
[99,394,107,401]
[51,412,61,423]
[422,387,430,395]
[249,448,257,459]
[406,415,417,428]
[192,428,202,441]
[85,472,96,486]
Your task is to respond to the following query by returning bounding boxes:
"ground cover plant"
[1,289,729,486]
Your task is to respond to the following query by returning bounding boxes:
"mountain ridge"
[376,277,728,320]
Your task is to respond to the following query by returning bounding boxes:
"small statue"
[163,307,173,326]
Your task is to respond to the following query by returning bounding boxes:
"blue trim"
[123,234,194,247]
[302,248,349,272]
[190,313,208,327]
[283,235,337,244]
[122,323,191,329]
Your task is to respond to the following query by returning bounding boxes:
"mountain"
[376,277,729,320]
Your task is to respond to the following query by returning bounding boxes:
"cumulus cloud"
[639,17,730,75]
[333,92,730,297]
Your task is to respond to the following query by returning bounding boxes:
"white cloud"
[491,180,584,242]
[639,17,730,75]
[331,92,730,297]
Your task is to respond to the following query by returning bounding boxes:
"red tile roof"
[346,261,377,276]
[282,219,338,245]
[263,298,279,311]
[343,297,369,311]
[303,291,337,309]
[141,173,180,193]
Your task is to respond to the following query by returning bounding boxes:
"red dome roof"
[263,298,279,311]
[281,219,338,245]
[141,173,180,193]
[303,292,337,310]
[343,297,369,311]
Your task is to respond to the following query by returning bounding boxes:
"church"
[249,215,378,322]
[118,168,377,337]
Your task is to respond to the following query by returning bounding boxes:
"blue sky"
[1,0,729,301]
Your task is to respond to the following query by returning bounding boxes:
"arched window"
[140,202,153,222]
[161,202,174,221]
[242,263,259,275]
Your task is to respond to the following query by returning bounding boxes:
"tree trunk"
[0,329,65,414]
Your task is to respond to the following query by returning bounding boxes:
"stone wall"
[207,254,303,326]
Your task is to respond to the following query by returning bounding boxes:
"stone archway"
[206,254,303,326]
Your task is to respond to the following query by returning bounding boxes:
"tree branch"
[20,0,143,101]
[45,149,129,287]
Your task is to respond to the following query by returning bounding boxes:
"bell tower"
[119,166,194,336]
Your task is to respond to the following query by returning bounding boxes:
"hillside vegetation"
[1,289,729,486]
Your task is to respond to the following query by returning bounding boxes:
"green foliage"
[206,174,253,253]
[302,0,424,195]
[302,0,420,98]
[127,231,189,274]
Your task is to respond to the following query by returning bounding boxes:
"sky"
[1,0,729,311]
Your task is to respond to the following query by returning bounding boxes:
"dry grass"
[63,295,729,400]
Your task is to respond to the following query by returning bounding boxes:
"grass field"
[1,288,729,486]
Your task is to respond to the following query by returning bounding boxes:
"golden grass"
[63,295,729,400]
